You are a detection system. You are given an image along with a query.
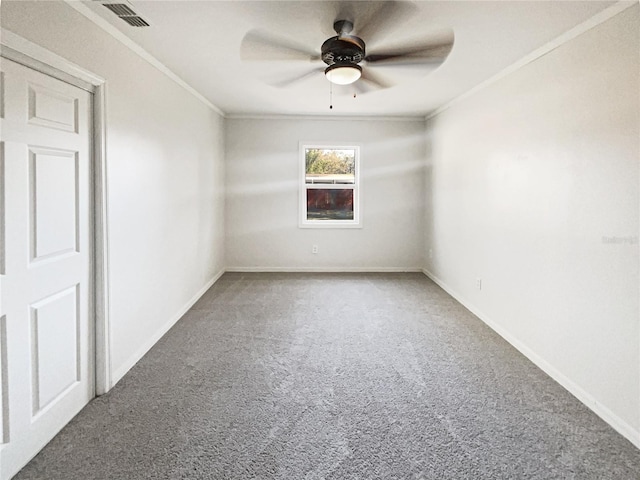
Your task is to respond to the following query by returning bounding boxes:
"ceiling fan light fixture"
[325,63,362,85]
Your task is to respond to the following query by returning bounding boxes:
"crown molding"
[64,0,225,117]
[226,113,425,122]
[426,0,637,121]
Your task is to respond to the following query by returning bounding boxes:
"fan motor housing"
[321,35,366,66]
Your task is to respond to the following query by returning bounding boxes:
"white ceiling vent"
[98,1,150,27]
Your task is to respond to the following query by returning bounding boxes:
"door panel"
[31,284,80,415]
[0,58,93,480]
[0,315,7,446]
[30,147,79,261]
[0,75,6,451]
[28,84,78,133]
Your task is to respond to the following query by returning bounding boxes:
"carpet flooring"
[14,273,640,479]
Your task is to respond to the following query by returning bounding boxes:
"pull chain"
[329,82,333,110]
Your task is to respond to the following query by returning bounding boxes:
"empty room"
[0,0,639,478]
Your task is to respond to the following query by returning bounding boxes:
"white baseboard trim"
[422,268,640,450]
[111,269,225,386]
[225,267,423,273]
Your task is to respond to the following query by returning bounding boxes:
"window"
[300,144,361,228]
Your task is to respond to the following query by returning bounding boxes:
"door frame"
[1,29,113,395]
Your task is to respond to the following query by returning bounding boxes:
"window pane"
[306,188,354,220]
[305,148,355,184]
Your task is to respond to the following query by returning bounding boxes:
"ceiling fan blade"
[351,1,417,45]
[353,80,375,95]
[359,69,393,91]
[364,35,455,67]
[269,67,326,88]
[241,30,321,62]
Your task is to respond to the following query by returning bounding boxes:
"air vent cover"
[102,3,135,16]
[119,15,150,27]
[101,2,150,27]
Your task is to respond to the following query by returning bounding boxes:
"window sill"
[299,221,363,229]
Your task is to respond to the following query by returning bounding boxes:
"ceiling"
[82,0,617,117]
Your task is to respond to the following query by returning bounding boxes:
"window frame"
[299,142,362,229]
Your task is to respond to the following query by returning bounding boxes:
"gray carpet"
[15,273,640,479]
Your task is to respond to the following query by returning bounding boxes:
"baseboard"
[225,266,423,273]
[111,269,225,386]
[422,268,640,450]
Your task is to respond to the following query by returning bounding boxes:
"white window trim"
[299,142,362,229]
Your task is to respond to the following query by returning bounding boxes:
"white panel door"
[0,58,93,480]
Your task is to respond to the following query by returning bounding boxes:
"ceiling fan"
[240,1,455,92]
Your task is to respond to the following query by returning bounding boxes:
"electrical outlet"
[428,248,433,259]
[312,245,318,254]
[476,278,482,290]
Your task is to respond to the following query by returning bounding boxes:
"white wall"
[4,0,637,450]
[1,1,226,385]
[424,5,639,444]
[225,117,425,271]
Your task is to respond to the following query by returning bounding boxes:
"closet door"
[0,58,94,480]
